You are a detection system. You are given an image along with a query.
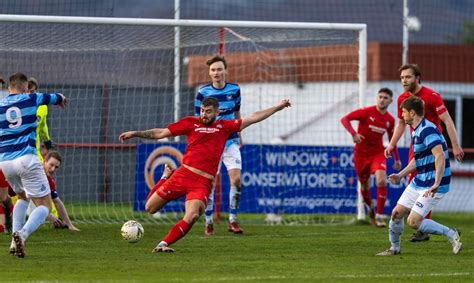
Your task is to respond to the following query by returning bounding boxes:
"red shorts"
[155,166,213,205]
[354,152,386,184]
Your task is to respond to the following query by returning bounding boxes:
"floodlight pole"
[174,0,181,141]
[402,0,409,65]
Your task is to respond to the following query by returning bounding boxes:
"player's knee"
[408,222,419,230]
[232,177,241,188]
[145,202,158,214]
[376,179,386,187]
[184,212,200,224]
[407,216,420,229]
[391,209,401,220]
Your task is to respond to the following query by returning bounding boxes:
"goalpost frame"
[0,14,368,219]
[0,15,367,105]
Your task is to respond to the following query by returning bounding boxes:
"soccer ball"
[121,220,144,243]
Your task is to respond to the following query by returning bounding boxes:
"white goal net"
[0,15,368,224]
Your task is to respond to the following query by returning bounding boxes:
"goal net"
[0,15,368,224]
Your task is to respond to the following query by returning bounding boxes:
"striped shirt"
[411,118,451,193]
[195,83,241,147]
[0,92,62,161]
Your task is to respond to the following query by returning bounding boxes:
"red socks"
[376,186,387,214]
[361,189,372,206]
[162,220,191,246]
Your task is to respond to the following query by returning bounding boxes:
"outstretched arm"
[119,128,172,143]
[53,197,80,231]
[240,99,291,131]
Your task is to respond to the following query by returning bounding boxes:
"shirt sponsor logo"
[368,125,386,134]
[195,127,220,133]
[226,94,233,101]
[369,116,375,122]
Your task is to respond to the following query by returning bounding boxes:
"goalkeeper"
[27,78,59,219]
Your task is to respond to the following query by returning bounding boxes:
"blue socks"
[21,205,49,240]
[229,186,240,222]
[389,218,404,251]
[419,219,453,238]
[205,188,215,224]
[12,199,29,233]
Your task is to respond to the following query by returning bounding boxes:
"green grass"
[1,213,473,282]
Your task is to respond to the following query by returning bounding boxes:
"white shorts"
[0,154,50,198]
[222,143,242,171]
[397,184,445,217]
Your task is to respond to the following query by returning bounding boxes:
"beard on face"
[200,115,215,125]
[404,82,416,93]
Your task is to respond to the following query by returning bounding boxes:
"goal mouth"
[1,15,369,224]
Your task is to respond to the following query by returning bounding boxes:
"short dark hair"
[378,87,393,97]
[400,96,424,116]
[206,55,227,69]
[399,64,422,83]
[28,77,39,92]
[9,72,28,90]
[45,150,62,163]
[201,97,219,109]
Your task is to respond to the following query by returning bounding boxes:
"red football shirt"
[343,105,396,157]
[397,86,447,131]
[47,175,56,192]
[167,116,242,176]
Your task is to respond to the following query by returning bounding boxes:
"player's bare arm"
[385,118,405,158]
[423,144,445,198]
[439,111,464,162]
[387,128,402,170]
[119,128,172,143]
[240,99,291,130]
[235,110,244,147]
[388,158,416,184]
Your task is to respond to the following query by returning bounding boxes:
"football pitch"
[1,212,472,282]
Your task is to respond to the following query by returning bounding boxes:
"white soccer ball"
[121,220,144,243]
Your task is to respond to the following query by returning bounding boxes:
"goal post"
[0,14,368,224]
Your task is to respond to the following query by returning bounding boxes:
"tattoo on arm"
[136,130,155,139]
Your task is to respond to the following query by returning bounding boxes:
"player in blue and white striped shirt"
[377,96,462,256]
[0,73,67,258]
[195,55,244,235]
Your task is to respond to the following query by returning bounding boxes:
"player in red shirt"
[341,88,401,227]
[385,64,464,241]
[119,97,291,252]
[42,151,80,232]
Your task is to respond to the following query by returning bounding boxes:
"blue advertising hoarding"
[135,143,409,214]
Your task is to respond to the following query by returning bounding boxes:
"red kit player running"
[119,97,291,252]
[341,88,401,227]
